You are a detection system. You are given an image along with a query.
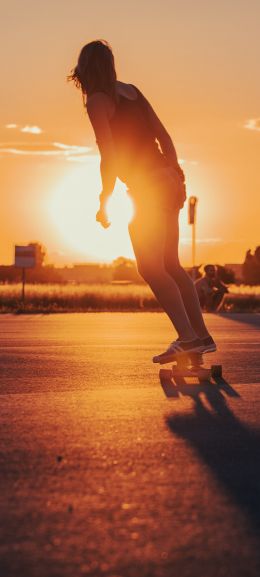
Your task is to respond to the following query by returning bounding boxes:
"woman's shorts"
[126,165,186,213]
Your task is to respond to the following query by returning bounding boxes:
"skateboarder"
[68,39,216,362]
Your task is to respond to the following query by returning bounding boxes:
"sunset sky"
[1,0,259,266]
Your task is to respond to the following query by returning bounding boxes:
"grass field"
[0,283,157,313]
[0,283,259,313]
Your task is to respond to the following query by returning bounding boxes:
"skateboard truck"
[159,352,222,382]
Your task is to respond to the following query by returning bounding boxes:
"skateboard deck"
[159,352,222,382]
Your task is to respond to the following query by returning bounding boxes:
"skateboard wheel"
[211,365,222,378]
[159,369,172,380]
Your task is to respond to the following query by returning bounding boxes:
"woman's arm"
[140,92,185,180]
[87,92,117,200]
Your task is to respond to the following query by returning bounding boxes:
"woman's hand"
[178,181,187,209]
[167,166,187,209]
[96,204,110,229]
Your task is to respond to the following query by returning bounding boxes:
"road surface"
[0,312,260,577]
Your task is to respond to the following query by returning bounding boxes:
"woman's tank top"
[109,84,169,186]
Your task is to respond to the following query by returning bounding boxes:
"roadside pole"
[22,267,26,305]
[188,196,198,281]
[14,245,36,307]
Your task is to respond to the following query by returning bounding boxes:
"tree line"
[0,242,259,285]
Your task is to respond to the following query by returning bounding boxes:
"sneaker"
[153,338,203,364]
[200,335,217,353]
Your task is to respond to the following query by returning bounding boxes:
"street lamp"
[188,196,198,281]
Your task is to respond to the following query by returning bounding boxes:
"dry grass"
[0,282,259,313]
[227,284,260,295]
[0,283,158,313]
[222,285,260,312]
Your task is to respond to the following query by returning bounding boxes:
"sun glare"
[48,161,134,261]
[47,159,198,264]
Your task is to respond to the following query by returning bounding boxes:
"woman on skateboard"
[69,39,216,362]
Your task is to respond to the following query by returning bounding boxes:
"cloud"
[244,118,260,132]
[66,155,95,162]
[179,158,198,166]
[5,123,43,134]
[0,141,93,160]
[53,142,96,161]
[181,237,222,245]
[53,142,84,150]
[21,125,43,134]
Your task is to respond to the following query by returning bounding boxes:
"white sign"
[15,245,36,268]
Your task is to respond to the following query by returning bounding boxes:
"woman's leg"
[128,204,198,341]
[164,209,210,339]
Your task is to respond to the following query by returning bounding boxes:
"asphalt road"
[0,312,260,577]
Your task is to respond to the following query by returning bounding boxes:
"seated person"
[195,264,228,311]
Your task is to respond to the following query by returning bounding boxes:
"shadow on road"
[165,377,260,532]
[215,311,260,329]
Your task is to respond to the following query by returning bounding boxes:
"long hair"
[68,39,118,107]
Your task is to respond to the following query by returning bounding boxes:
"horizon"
[0,244,249,269]
[1,0,259,267]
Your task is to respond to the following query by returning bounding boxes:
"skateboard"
[159,352,222,382]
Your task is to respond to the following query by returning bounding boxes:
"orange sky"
[0,0,259,266]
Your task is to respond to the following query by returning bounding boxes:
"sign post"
[22,267,26,303]
[188,196,198,281]
[14,245,36,305]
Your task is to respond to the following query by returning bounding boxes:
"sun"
[47,157,194,264]
[48,159,135,261]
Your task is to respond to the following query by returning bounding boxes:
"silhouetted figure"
[68,39,216,360]
[195,264,228,311]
